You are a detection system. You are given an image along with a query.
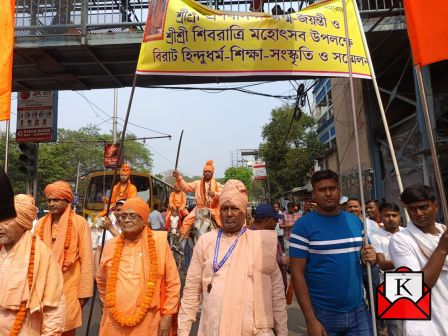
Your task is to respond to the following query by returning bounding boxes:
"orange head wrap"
[122,197,149,222]
[14,194,37,231]
[44,181,74,202]
[203,160,214,174]
[219,179,248,212]
[120,164,131,177]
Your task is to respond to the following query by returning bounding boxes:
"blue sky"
[5,81,299,178]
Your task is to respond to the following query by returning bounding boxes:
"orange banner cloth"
[0,0,15,121]
[404,0,448,66]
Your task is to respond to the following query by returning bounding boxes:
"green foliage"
[183,175,202,182]
[223,166,253,193]
[222,166,268,202]
[0,125,152,206]
[259,104,323,199]
[0,136,28,194]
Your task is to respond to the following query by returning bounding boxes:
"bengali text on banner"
[136,0,371,79]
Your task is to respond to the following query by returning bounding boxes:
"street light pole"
[112,88,118,144]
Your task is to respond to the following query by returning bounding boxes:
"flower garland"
[9,235,36,336]
[105,229,159,327]
[38,210,73,271]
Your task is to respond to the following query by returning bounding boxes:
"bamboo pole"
[342,1,376,334]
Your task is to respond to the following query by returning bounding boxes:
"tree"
[183,175,202,182]
[223,166,253,194]
[259,104,323,200]
[159,169,176,185]
[0,126,153,206]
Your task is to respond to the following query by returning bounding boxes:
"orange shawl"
[199,178,219,208]
[0,231,63,312]
[37,206,77,272]
[111,181,137,204]
[220,230,282,335]
[169,191,186,210]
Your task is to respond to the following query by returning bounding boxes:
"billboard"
[253,161,267,180]
[137,0,371,79]
[104,143,121,168]
[16,91,58,143]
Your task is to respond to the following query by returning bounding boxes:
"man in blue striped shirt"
[290,170,376,336]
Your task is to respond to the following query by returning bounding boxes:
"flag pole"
[352,0,404,194]
[414,65,448,223]
[342,1,377,334]
[4,120,10,173]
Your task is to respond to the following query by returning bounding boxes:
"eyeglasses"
[118,213,141,221]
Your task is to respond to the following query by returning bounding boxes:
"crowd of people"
[1,166,447,336]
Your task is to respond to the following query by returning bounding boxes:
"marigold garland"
[9,235,36,336]
[105,229,159,327]
[38,210,73,271]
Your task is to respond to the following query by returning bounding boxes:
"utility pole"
[75,161,81,195]
[112,88,118,144]
[74,162,81,212]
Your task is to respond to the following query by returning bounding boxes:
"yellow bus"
[82,170,173,222]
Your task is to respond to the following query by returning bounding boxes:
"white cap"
[339,195,349,204]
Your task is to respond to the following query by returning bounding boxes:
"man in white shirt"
[149,203,165,230]
[346,198,362,218]
[370,202,403,336]
[273,202,284,251]
[366,199,384,237]
[389,184,448,336]
[371,202,403,273]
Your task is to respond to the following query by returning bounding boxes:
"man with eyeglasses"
[35,181,94,336]
[96,197,181,335]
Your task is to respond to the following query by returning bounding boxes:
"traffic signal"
[18,143,38,179]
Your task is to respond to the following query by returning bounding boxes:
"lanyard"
[213,227,247,273]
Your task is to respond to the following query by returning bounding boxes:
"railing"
[14,0,404,37]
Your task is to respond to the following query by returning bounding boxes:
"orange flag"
[404,0,448,66]
[0,0,15,121]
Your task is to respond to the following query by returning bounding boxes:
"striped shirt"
[290,210,365,312]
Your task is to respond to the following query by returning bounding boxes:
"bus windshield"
[84,174,150,210]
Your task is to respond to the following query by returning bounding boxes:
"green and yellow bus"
[82,170,173,222]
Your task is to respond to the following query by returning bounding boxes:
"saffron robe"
[166,191,188,230]
[96,230,181,335]
[176,177,223,236]
[178,229,288,336]
[111,181,137,205]
[0,231,66,336]
[35,209,94,331]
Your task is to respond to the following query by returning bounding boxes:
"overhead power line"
[146,84,296,100]
[56,135,171,144]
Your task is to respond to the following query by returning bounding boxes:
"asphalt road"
[77,293,307,336]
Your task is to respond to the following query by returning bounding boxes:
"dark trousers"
[277,235,285,252]
[362,264,382,335]
[314,304,372,336]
